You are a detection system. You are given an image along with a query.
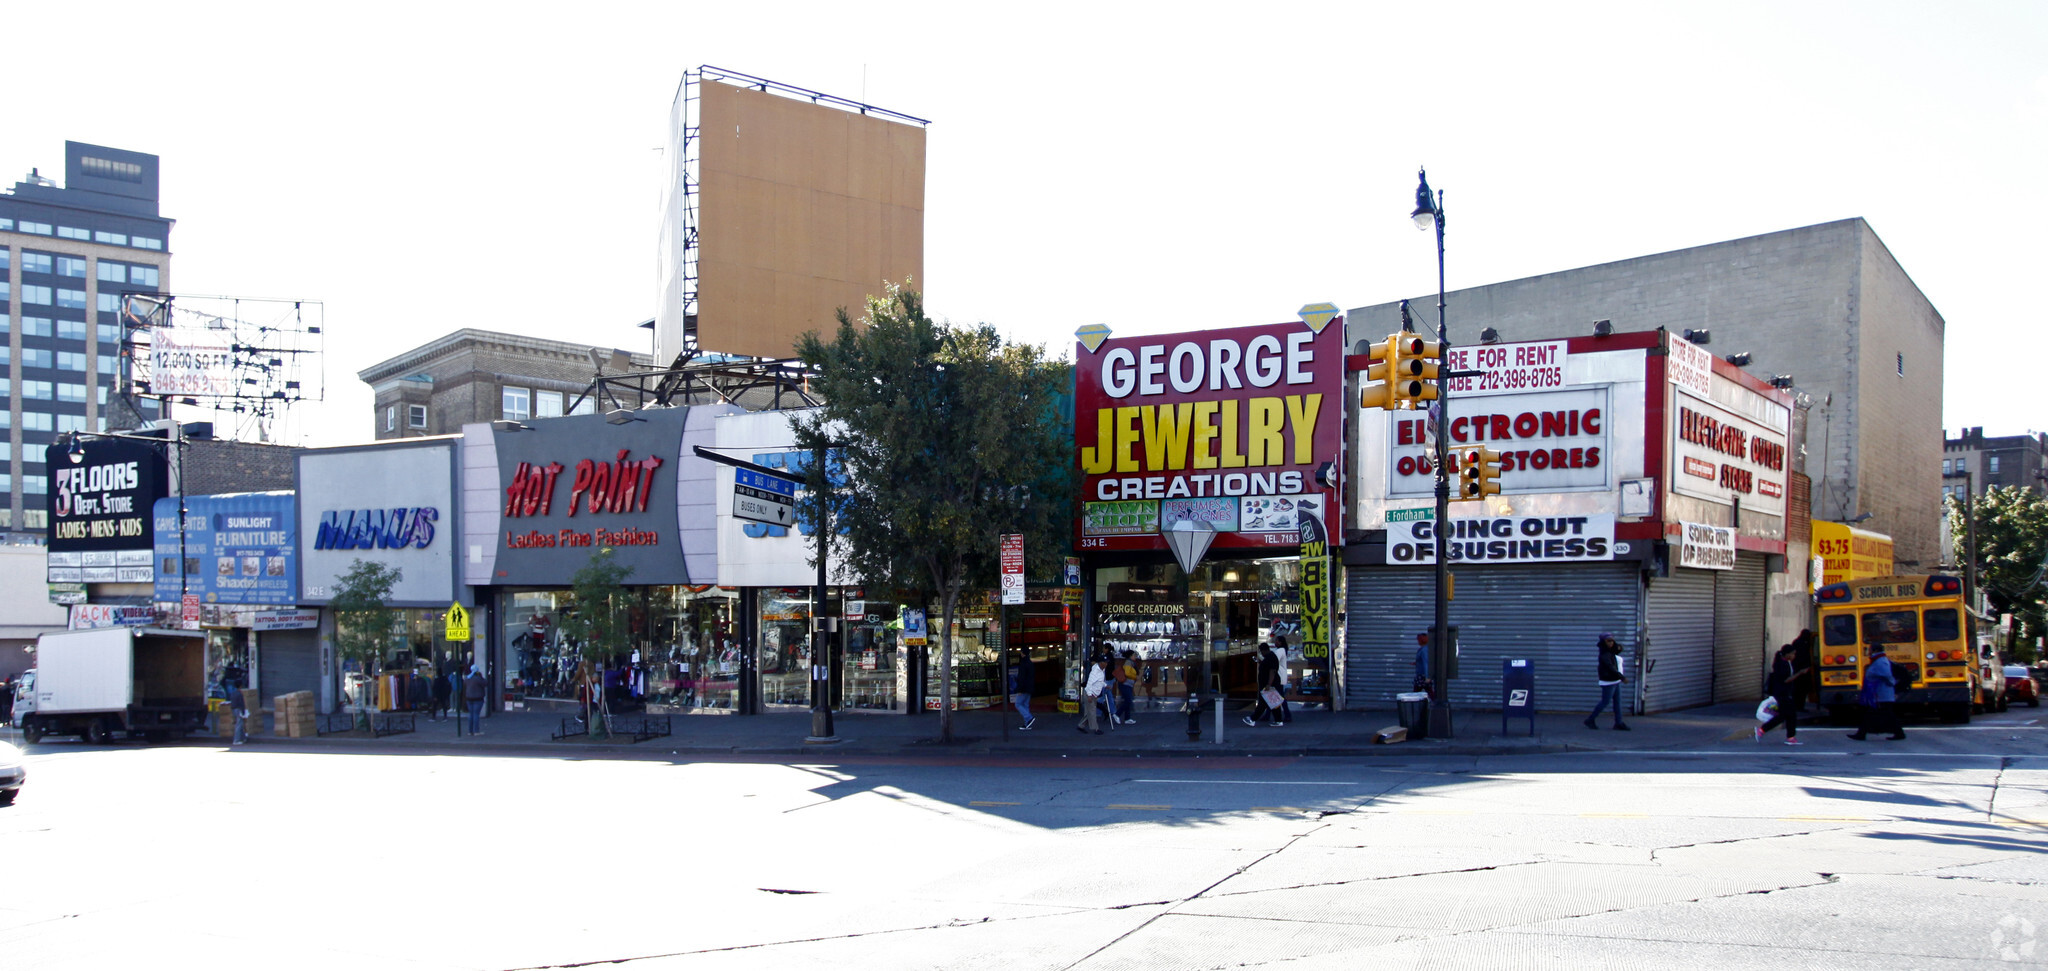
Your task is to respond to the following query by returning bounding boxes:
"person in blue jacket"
[1848,644,1906,741]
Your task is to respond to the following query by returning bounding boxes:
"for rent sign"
[1074,319,1343,552]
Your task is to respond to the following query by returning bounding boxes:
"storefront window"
[502,585,741,713]
[757,588,815,707]
[642,586,740,712]
[1093,557,1305,701]
[842,602,898,710]
[924,590,1003,709]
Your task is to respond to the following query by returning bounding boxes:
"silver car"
[0,740,23,805]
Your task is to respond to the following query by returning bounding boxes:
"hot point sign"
[1074,318,1343,552]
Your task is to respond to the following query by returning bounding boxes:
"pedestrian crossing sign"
[445,603,471,642]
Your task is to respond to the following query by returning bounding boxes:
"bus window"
[1922,608,1960,642]
[1822,615,1859,647]
[1860,610,1919,645]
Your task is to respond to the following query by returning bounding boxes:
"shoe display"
[1784,737,1803,745]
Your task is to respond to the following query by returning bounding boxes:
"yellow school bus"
[1813,574,1979,723]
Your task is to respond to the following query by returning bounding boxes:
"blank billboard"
[696,81,926,360]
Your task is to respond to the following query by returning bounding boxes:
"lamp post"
[61,426,190,624]
[1410,168,1455,738]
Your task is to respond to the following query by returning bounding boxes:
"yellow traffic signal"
[1459,447,1503,499]
[1406,338,1442,404]
[1361,334,1405,411]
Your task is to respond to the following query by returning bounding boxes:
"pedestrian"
[1848,645,1905,741]
[1756,643,1806,744]
[463,665,487,735]
[1270,636,1294,724]
[430,668,453,721]
[1583,633,1631,730]
[1412,632,1432,693]
[1243,640,1285,727]
[1077,657,1106,734]
[1009,649,1036,731]
[1788,629,1816,713]
[1114,651,1138,725]
[223,659,250,745]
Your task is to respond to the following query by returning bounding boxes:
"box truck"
[11,627,210,744]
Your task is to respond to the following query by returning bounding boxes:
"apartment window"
[21,285,52,306]
[97,356,117,375]
[56,288,87,310]
[56,351,86,372]
[22,444,43,464]
[97,386,106,405]
[0,412,10,429]
[0,443,10,461]
[0,249,7,270]
[1990,456,2001,474]
[132,237,162,250]
[21,412,51,432]
[57,414,85,433]
[535,390,563,418]
[0,217,12,230]
[97,323,120,344]
[57,226,89,241]
[0,282,8,302]
[22,475,47,495]
[20,221,52,235]
[130,265,160,287]
[56,256,86,277]
[502,387,531,421]
[22,317,52,337]
[80,156,143,182]
[0,475,12,493]
[568,395,595,417]
[97,262,126,283]
[20,348,46,369]
[98,293,121,313]
[1941,458,1952,474]
[22,380,52,400]
[57,383,86,403]
[384,405,396,432]
[94,231,127,245]
[21,252,52,274]
[0,377,9,396]
[0,315,8,334]
[408,404,427,429]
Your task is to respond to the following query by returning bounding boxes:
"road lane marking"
[969,801,1019,807]
[1108,804,1171,811]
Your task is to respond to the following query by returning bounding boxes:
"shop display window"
[1092,557,1311,701]
[842,603,899,710]
[757,588,816,707]
[503,586,739,713]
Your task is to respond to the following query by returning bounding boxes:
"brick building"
[1348,217,1946,569]
[358,329,655,439]
[1943,428,2047,500]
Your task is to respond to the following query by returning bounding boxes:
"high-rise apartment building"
[0,141,170,539]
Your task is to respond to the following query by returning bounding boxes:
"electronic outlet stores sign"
[1074,319,1344,552]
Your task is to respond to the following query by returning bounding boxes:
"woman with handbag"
[1755,644,1806,744]
[1242,641,1285,727]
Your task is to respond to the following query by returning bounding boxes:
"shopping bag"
[1261,687,1285,709]
[1754,696,1779,722]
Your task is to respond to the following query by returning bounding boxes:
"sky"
[5,1,2043,447]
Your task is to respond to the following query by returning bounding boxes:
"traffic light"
[1403,336,1442,406]
[1360,333,1406,411]
[1459,447,1502,499]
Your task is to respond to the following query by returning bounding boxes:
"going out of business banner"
[1386,514,1617,564]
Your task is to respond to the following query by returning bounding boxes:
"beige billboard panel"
[698,81,926,359]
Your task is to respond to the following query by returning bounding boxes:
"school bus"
[1813,574,1980,723]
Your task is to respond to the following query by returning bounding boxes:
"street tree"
[1949,486,2048,661]
[329,559,401,731]
[557,547,636,736]
[794,285,1074,742]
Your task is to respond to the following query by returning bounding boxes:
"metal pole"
[808,443,837,742]
[1428,189,1455,740]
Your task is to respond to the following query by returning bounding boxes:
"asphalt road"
[3,707,2044,970]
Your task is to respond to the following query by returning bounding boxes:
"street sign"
[732,467,799,527]
[181,594,201,630]
[1000,534,1025,605]
[445,603,472,642]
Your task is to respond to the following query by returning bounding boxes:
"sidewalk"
[227,697,1768,760]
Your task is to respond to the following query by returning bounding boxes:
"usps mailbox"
[1502,659,1535,736]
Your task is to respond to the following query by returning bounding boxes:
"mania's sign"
[1677,521,1736,571]
[1075,318,1344,552]
[1389,387,1609,497]
[1386,514,1616,564]
[492,406,689,585]
[48,436,167,556]
[155,492,297,605]
[298,440,458,606]
[1670,388,1789,517]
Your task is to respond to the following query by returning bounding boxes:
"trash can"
[1396,692,1430,739]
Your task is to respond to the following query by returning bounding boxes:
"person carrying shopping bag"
[1077,657,1107,735]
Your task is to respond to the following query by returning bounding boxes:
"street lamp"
[58,426,191,625]
[1410,167,1456,739]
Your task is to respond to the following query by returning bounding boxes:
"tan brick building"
[358,329,655,440]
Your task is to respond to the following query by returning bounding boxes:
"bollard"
[1185,692,1204,740]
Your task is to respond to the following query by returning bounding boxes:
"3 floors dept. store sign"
[1345,328,1793,714]
[1073,315,1344,705]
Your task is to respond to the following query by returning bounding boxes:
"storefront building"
[463,405,739,715]
[1072,313,1348,709]
[1343,329,1799,713]
[297,437,465,713]
[151,491,316,710]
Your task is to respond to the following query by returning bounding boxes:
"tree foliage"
[557,547,636,734]
[329,559,401,722]
[1949,486,2048,660]
[793,286,1074,741]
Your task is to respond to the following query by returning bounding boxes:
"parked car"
[0,740,24,805]
[2004,664,2040,708]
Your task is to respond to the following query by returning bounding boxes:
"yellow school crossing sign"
[445,603,472,642]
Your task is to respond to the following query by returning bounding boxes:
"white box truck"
[12,627,210,744]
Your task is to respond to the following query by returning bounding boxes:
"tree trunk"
[938,584,958,743]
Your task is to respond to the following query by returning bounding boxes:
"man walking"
[1243,640,1285,727]
[463,666,487,735]
[1756,643,1805,744]
[1583,633,1631,731]
[1848,645,1905,741]
[1009,649,1036,731]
